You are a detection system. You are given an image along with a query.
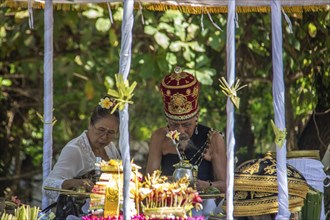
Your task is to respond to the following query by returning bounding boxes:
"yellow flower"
[166,130,180,144]
[99,97,114,109]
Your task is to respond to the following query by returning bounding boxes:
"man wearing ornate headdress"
[146,67,227,194]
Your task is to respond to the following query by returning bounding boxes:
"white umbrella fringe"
[42,0,53,210]
[118,0,134,219]
[271,0,290,219]
[225,0,236,218]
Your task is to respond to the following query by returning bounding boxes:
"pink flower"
[11,196,21,205]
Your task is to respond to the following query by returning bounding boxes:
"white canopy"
[7,0,330,12]
[4,0,329,219]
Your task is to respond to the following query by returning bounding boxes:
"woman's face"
[87,115,119,150]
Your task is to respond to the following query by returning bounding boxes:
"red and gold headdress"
[160,67,200,121]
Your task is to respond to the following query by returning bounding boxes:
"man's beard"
[178,138,197,151]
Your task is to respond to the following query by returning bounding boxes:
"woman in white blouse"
[43,96,121,202]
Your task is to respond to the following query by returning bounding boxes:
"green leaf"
[183,47,194,61]
[194,68,216,85]
[82,9,103,19]
[0,77,12,87]
[24,36,34,47]
[208,31,222,51]
[154,32,169,49]
[308,22,317,38]
[109,29,118,46]
[195,54,210,68]
[84,80,95,100]
[169,41,183,52]
[104,76,115,90]
[188,41,205,52]
[166,52,177,65]
[187,24,199,41]
[144,25,157,35]
[174,22,187,41]
[158,22,174,33]
[14,10,29,19]
[95,18,111,33]
[0,26,6,38]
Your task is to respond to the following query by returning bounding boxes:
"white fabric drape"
[225,0,236,219]
[42,0,53,210]
[271,0,290,219]
[118,0,134,219]
[288,158,328,220]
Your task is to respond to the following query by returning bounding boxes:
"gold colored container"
[143,207,187,219]
[104,187,119,218]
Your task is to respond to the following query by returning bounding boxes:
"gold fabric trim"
[164,107,199,121]
[287,150,320,160]
[223,195,304,217]
[3,0,329,13]
[144,4,329,14]
[234,174,309,198]
[271,150,320,160]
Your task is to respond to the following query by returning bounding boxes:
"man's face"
[167,116,197,143]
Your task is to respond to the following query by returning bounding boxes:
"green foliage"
[0,6,329,203]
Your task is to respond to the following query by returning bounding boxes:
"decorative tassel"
[200,11,204,32]
[106,2,114,24]
[138,1,145,25]
[206,8,222,31]
[28,0,34,29]
[235,12,239,28]
[282,8,293,34]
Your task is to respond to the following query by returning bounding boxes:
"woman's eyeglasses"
[92,124,118,138]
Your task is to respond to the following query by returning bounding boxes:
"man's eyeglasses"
[92,124,118,138]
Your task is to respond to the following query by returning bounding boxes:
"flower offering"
[166,130,180,145]
[139,170,203,219]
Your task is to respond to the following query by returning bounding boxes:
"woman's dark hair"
[90,97,119,125]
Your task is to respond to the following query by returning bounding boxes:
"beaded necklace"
[178,129,214,167]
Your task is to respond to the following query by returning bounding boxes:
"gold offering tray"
[199,193,225,199]
[144,207,186,218]
[44,186,91,197]
[100,167,123,172]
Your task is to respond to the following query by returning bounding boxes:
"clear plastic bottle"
[94,157,102,182]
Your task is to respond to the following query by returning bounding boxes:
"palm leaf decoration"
[107,74,137,113]
[270,119,287,148]
[219,77,247,109]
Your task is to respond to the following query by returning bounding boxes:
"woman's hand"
[62,179,94,192]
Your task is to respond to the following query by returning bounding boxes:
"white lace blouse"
[43,131,121,202]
